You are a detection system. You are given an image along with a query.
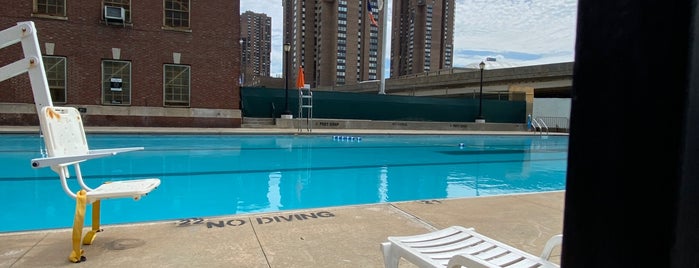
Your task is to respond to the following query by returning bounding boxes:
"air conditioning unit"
[104,6,125,21]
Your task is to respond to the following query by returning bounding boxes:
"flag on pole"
[367,0,379,27]
[296,66,305,89]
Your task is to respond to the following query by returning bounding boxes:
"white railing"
[536,116,569,133]
[536,118,549,135]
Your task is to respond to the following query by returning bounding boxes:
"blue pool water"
[0,134,568,233]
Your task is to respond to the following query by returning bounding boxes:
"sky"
[240,0,578,78]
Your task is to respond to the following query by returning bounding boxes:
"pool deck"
[0,126,566,268]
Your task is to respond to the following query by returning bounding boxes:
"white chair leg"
[381,242,400,268]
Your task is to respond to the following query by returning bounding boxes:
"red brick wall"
[0,0,241,127]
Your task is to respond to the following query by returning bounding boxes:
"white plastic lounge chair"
[381,226,562,268]
[0,21,160,263]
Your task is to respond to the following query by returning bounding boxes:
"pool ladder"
[297,87,313,132]
[532,117,549,136]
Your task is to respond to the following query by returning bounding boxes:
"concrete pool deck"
[0,126,567,267]
[0,191,564,268]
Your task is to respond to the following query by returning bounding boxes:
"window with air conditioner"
[104,6,125,21]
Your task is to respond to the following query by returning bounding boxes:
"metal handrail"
[536,116,569,133]
[537,118,550,135]
[531,118,542,135]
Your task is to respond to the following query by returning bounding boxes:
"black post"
[477,61,485,121]
[283,43,290,116]
[239,38,245,87]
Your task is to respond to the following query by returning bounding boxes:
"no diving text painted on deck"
[176,211,336,229]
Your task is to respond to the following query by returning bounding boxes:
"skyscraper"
[391,0,454,77]
[241,11,272,86]
[284,0,384,88]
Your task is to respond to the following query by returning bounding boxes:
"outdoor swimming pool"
[0,134,568,233]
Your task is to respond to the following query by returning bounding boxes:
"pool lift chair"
[0,21,161,263]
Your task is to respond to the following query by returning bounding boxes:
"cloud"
[241,0,577,77]
[452,0,578,67]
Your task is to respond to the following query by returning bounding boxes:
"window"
[104,0,131,22]
[163,64,191,107]
[34,0,66,17]
[164,0,190,28]
[102,60,131,105]
[43,56,67,103]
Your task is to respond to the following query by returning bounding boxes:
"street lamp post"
[476,61,486,123]
[239,39,245,87]
[282,43,291,118]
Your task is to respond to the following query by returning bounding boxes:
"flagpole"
[378,0,389,94]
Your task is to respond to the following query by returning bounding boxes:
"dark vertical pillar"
[563,1,698,267]
[673,3,699,266]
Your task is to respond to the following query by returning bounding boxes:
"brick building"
[0,1,241,128]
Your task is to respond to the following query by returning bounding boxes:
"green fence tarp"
[241,87,525,123]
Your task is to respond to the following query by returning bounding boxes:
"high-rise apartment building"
[284,0,384,88]
[240,11,272,86]
[391,0,454,77]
